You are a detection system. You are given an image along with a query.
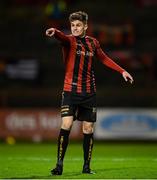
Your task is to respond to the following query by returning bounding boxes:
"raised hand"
[46,28,55,37]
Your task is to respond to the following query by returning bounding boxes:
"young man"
[45,11,133,175]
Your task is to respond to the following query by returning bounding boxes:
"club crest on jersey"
[76,50,93,57]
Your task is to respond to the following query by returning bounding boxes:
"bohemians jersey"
[54,29,125,94]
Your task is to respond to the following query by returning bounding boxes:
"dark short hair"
[69,11,88,24]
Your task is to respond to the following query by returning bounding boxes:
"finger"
[46,32,53,36]
[47,32,52,36]
[128,75,133,83]
[124,76,128,81]
[47,31,51,35]
[48,31,54,36]
[46,31,50,35]
[128,77,133,84]
[130,78,134,84]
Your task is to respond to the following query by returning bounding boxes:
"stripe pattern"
[63,36,96,94]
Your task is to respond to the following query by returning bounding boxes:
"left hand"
[122,71,134,84]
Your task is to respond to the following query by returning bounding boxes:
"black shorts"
[61,91,97,122]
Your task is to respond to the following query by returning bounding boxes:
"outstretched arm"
[95,40,134,84]
[45,28,70,44]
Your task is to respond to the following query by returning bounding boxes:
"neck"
[79,32,86,38]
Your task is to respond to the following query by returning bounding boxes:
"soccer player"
[45,11,133,175]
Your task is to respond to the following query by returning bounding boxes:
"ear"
[84,24,88,31]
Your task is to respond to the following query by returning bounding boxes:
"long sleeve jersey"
[53,29,125,94]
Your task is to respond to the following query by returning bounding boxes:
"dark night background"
[0,0,157,108]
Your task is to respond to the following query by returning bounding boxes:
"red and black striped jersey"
[54,29,125,94]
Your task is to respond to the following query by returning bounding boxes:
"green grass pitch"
[0,142,157,179]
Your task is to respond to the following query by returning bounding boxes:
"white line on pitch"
[6,157,156,162]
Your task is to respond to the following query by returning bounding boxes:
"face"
[70,20,88,37]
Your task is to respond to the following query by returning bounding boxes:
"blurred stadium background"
[0,0,157,178]
[0,0,157,141]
